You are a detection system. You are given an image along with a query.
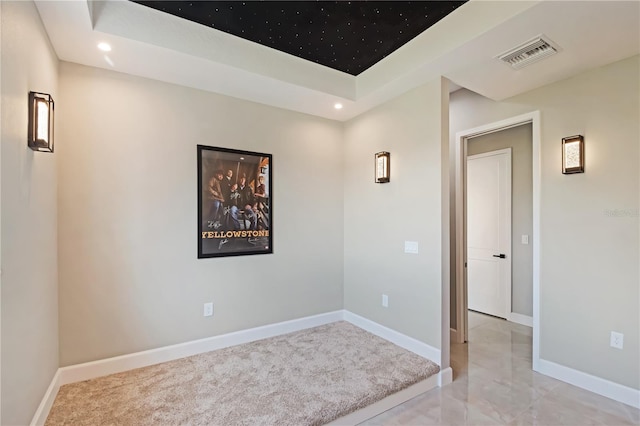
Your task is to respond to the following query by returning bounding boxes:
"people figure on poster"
[254,174,269,230]
[228,183,241,206]
[222,169,234,206]
[206,170,225,228]
[255,174,266,199]
[227,183,244,230]
[238,175,254,206]
[238,174,257,230]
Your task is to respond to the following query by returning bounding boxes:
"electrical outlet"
[382,294,389,308]
[204,302,213,317]
[610,331,624,349]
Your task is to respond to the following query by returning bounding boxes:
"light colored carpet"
[46,321,440,426]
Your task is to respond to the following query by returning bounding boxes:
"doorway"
[453,111,541,371]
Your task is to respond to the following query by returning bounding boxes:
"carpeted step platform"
[46,321,440,425]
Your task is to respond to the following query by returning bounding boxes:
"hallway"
[362,312,639,425]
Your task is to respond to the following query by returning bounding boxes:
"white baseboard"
[341,311,447,386]
[33,309,640,424]
[536,358,640,409]
[438,367,453,387]
[342,311,441,366]
[508,312,533,327]
[30,370,61,426]
[58,310,343,386]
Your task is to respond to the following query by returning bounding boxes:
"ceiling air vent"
[497,35,559,70]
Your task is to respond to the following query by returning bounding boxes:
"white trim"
[531,111,541,370]
[30,370,61,426]
[508,312,533,328]
[456,111,538,140]
[440,77,452,373]
[453,121,467,343]
[58,310,343,386]
[454,111,541,374]
[326,374,439,425]
[537,359,640,409]
[438,367,453,387]
[343,311,441,366]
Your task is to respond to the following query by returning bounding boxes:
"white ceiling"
[36,0,640,122]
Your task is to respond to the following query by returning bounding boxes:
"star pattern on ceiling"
[132,1,466,75]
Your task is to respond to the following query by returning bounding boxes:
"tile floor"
[361,311,639,425]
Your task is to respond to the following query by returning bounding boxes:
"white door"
[467,149,511,319]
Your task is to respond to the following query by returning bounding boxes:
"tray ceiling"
[132,1,466,75]
[35,1,640,121]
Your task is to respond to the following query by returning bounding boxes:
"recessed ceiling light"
[97,42,112,52]
[334,103,343,110]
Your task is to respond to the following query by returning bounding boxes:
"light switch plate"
[521,235,529,244]
[404,241,419,254]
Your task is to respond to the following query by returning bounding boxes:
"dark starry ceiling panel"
[132,1,467,75]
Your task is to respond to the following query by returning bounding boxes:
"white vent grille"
[497,36,558,70]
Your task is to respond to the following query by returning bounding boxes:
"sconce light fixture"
[28,91,54,153]
[375,151,390,183]
[562,135,583,174]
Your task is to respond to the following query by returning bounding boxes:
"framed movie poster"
[197,145,272,258]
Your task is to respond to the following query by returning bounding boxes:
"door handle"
[493,254,506,259]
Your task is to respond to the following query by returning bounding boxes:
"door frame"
[453,111,541,371]
[466,148,512,320]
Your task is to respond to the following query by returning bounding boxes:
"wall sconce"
[28,91,54,153]
[562,135,584,174]
[375,151,390,183]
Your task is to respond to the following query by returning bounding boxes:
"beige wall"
[343,79,448,356]
[467,124,533,317]
[1,1,60,424]
[2,8,637,420]
[57,63,344,366]
[450,55,639,389]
